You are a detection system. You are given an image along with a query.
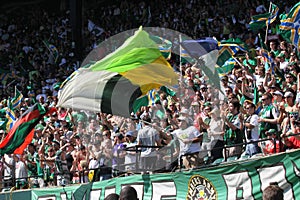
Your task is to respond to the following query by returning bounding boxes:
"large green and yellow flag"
[58,27,178,117]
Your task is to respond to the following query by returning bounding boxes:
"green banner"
[2,149,300,200]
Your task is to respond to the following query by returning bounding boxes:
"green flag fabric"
[279,2,300,49]
[58,27,178,118]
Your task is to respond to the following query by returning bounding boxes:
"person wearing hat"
[171,115,203,169]
[272,90,284,110]
[284,90,296,113]
[124,130,137,172]
[137,115,162,173]
[260,129,283,154]
[281,110,300,149]
[258,93,279,138]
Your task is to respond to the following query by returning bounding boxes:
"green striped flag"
[279,2,300,50]
[249,2,279,31]
[11,87,23,109]
[43,40,59,63]
[58,27,178,118]
[216,58,235,76]
[217,38,247,68]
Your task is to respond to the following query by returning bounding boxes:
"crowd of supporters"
[0,0,300,191]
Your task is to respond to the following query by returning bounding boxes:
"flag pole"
[179,34,183,108]
[264,2,272,45]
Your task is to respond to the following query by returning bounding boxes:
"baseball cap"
[284,91,294,98]
[178,116,188,123]
[273,91,283,96]
[125,130,135,137]
[266,129,277,135]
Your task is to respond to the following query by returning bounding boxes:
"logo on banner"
[186,175,217,200]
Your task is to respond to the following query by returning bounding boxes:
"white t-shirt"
[172,126,202,156]
[124,141,137,170]
[15,160,28,182]
[245,114,259,141]
[137,126,160,157]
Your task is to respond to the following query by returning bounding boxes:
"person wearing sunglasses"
[258,93,279,139]
[242,102,260,157]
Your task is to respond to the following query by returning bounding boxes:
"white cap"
[284,91,294,98]
[273,91,283,96]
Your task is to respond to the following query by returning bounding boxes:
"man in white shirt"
[14,154,28,189]
[137,115,161,173]
[172,116,203,169]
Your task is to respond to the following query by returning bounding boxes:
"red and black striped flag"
[0,104,56,155]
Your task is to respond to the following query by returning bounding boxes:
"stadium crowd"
[0,0,299,191]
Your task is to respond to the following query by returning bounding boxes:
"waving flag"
[181,38,220,89]
[217,38,247,67]
[132,86,175,113]
[216,58,235,76]
[0,69,11,85]
[88,19,104,37]
[11,87,23,109]
[150,35,172,59]
[249,2,279,31]
[5,100,16,132]
[43,40,59,63]
[0,104,55,155]
[58,27,178,118]
[279,2,300,50]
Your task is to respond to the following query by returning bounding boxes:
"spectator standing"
[242,102,261,157]
[223,100,243,158]
[14,154,28,189]
[2,154,14,189]
[137,115,161,172]
[25,143,38,188]
[99,130,113,180]
[171,116,203,169]
[258,93,279,139]
[123,130,137,172]
[112,133,126,176]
